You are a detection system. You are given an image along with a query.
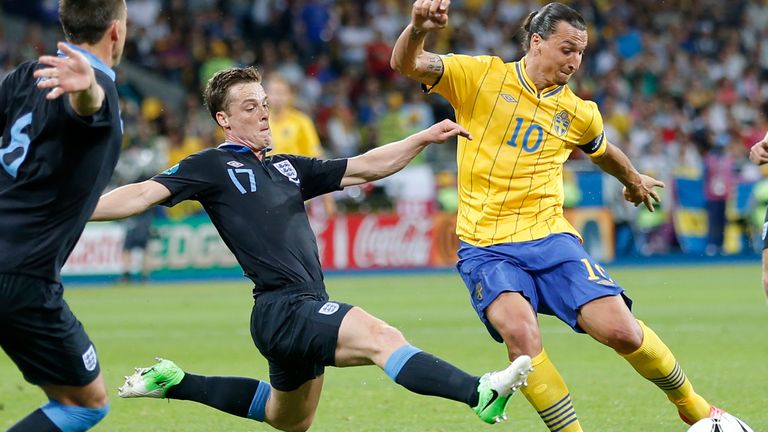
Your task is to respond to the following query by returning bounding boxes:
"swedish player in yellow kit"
[392,1,738,429]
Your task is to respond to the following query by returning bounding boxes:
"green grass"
[2,264,767,431]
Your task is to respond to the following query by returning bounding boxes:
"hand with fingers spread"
[422,118,473,144]
[623,174,665,212]
[749,131,768,166]
[33,42,105,116]
[34,42,97,99]
[411,0,451,32]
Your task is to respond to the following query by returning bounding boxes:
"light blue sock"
[41,400,109,432]
[246,381,272,422]
[383,344,422,381]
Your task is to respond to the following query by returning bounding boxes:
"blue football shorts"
[456,233,632,342]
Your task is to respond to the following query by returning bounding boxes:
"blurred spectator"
[336,4,375,69]
[127,0,161,29]
[375,90,435,215]
[113,117,168,283]
[377,90,413,145]
[703,137,736,255]
[604,171,637,257]
[295,0,335,57]
[366,29,395,82]
[199,39,235,90]
[435,171,458,213]
[267,73,323,157]
[325,94,362,158]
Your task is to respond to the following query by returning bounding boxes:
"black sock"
[8,409,61,432]
[394,352,480,407]
[165,373,261,418]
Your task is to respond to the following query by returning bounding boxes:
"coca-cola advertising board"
[311,214,436,270]
[63,209,613,277]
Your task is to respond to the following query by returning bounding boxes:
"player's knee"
[495,319,540,354]
[41,401,109,431]
[70,382,109,409]
[371,321,407,352]
[604,324,643,353]
[86,386,110,408]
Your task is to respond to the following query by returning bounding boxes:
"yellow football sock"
[620,320,711,422]
[521,350,582,432]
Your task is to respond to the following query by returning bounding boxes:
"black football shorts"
[251,281,353,391]
[0,273,101,386]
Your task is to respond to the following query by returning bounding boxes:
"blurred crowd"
[3,0,768,256]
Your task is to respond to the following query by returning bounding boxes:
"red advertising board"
[311,214,435,270]
[310,208,612,270]
[64,209,613,276]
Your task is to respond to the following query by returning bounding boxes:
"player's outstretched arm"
[390,0,450,85]
[91,180,171,221]
[591,141,665,212]
[341,119,471,187]
[33,42,105,116]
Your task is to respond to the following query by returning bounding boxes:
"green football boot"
[118,357,185,399]
[473,355,533,424]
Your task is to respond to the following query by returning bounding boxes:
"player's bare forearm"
[342,133,431,186]
[391,24,443,85]
[91,180,170,221]
[593,142,664,211]
[591,143,642,188]
[68,78,105,117]
[342,119,469,187]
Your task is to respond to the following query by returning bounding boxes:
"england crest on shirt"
[82,344,98,371]
[273,160,300,185]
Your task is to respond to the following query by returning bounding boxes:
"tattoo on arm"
[415,55,444,83]
[409,27,425,41]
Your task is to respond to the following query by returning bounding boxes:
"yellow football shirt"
[268,107,322,157]
[428,55,607,246]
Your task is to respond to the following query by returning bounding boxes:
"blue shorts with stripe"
[456,233,632,342]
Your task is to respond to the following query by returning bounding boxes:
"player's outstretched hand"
[34,42,97,100]
[425,119,472,144]
[411,0,450,32]
[749,131,768,166]
[623,174,665,212]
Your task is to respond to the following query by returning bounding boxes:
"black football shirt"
[0,46,122,282]
[152,144,347,292]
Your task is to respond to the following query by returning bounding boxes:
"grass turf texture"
[1,264,766,431]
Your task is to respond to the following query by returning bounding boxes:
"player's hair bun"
[523,11,538,32]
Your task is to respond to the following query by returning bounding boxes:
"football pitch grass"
[1,264,766,431]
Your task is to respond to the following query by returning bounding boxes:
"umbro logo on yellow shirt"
[500,94,518,103]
